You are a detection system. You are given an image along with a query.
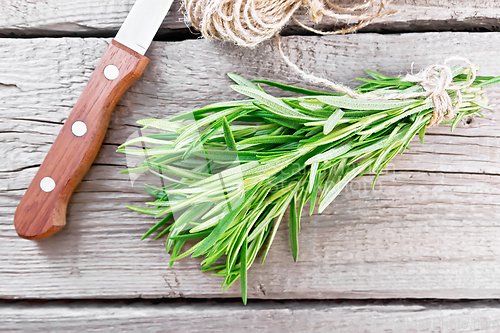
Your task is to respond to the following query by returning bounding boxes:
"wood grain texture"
[2,300,500,333]
[14,40,149,239]
[0,0,499,37]
[1,32,500,299]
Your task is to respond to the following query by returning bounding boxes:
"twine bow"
[403,57,477,127]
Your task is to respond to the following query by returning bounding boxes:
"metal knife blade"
[115,0,175,55]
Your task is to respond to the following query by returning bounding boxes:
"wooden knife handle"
[14,40,149,240]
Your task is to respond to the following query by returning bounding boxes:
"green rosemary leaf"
[270,145,337,185]
[253,79,337,96]
[303,121,364,148]
[297,189,306,233]
[324,108,344,135]
[226,190,270,275]
[175,107,242,148]
[119,165,150,174]
[156,224,174,240]
[241,237,248,305]
[222,117,237,151]
[143,187,166,199]
[287,101,334,117]
[261,114,302,130]
[170,101,256,123]
[308,163,319,194]
[193,187,258,257]
[372,140,400,175]
[364,70,390,80]
[320,159,346,203]
[356,78,413,89]
[228,73,259,89]
[232,85,319,121]
[173,240,203,260]
[304,120,327,127]
[319,161,370,213]
[119,136,173,149]
[341,133,402,159]
[190,161,259,187]
[305,141,352,165]
[289,194,299,262]
[116,147,177,156]
[137,119,184,133]
[172,203,212,230]
[476,76,500,88]
[169,230,213,241]
[309,168,322,215]
[317,95,419,111]
[246,229,264,266]
[165,165,211,180]
[169,239,186,268]
[141,213,174,240]
[247,208,276,242]
[197,210,228,229]
[192,149,255,162]
[261,202,287,265]
[419,124,426,144]
[126,206,165,215]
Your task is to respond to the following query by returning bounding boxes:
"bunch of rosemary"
[119,67,499,304]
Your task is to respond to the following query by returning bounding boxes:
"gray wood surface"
[2,32,500,300]
[1,0,499,36]
[2,300,500,333]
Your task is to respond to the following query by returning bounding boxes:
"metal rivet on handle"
[104,65,119,80]
[40,177,56,193]
[72,121,87,137]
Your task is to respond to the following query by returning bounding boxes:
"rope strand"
[183,0,395,47]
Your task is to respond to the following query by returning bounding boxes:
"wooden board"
[1,0,500,36]
[2,300,500,332]
[2,32,500,299]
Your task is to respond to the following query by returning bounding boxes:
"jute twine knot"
[403,58,477,127]
[276,36,478,128]
[183,0,396,47]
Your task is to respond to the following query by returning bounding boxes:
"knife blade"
[14,0,175,239]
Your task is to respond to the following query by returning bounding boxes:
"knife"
[14,0,175,239]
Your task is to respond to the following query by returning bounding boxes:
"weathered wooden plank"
[1,33,500,299]
[2,300,500,332]
[1,0,500,37]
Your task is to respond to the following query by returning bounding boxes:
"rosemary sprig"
[119,68,498,304]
